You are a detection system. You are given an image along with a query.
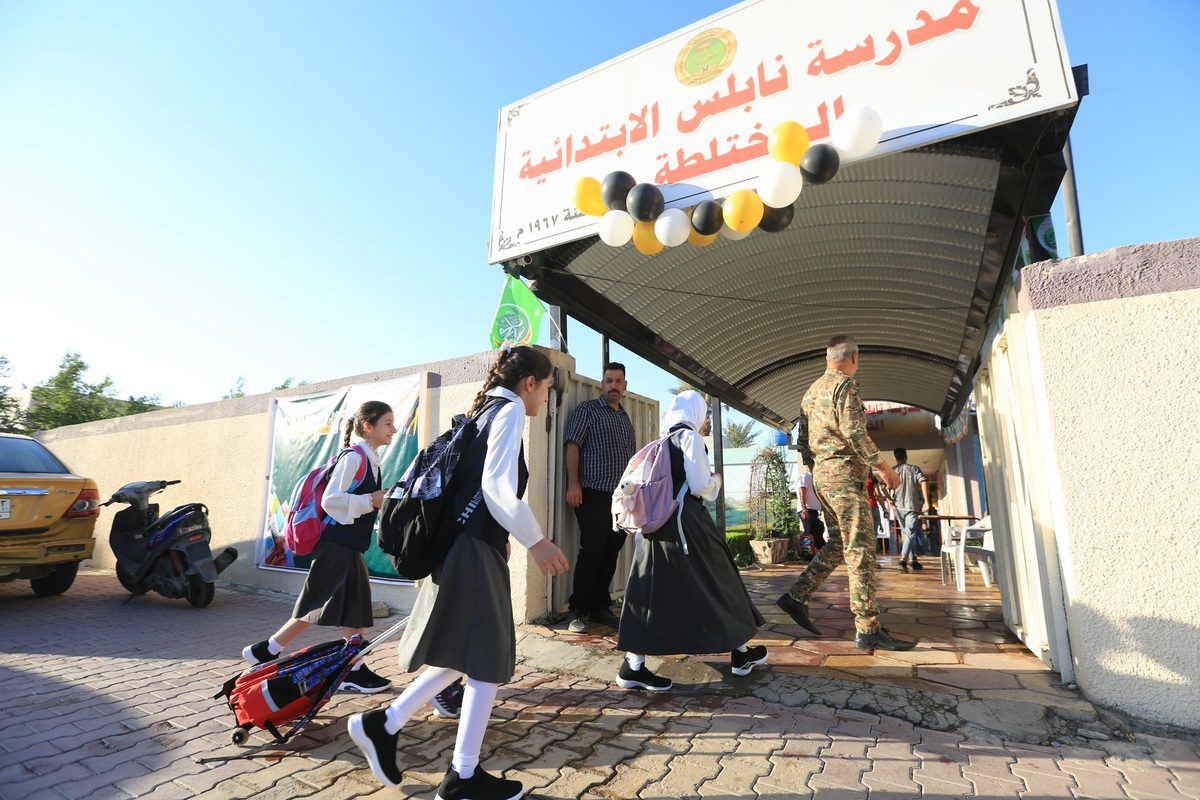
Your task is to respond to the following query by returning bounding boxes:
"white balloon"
[832,106,883,159]
[598,209,635,246]
[721,224,751,241]
[757,161,804,208]
[654,208,691,247]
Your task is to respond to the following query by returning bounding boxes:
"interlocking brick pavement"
[2,571,1198,799]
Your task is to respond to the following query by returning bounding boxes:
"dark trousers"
[803,510,826,547]
[568,488,627,614]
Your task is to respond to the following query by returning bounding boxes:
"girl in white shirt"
[350,346,569,800]
[241,401,397,694]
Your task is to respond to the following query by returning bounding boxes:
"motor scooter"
[103,480,237,607]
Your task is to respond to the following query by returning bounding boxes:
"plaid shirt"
[563,397,636,493]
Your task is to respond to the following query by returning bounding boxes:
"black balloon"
[800,144,840,184]
[625,183,664,222]
[601,171,637,211]
[758,203,795,232]
[691,200,724,236]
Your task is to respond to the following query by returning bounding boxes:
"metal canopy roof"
[507,106,1078,430]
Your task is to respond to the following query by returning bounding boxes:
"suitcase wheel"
[230,727,249,745]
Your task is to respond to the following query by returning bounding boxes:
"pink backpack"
[611,433,689,545]
[283,444,370,557]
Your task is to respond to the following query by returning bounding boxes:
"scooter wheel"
[187,577,215,608]
[231,728,248,745]
[116,565,141,594]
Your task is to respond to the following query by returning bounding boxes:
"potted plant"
[747,447,797,565]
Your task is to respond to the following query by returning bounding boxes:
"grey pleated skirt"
[396,534,515,684]
[618,495,765,655]
[292,540,374,629]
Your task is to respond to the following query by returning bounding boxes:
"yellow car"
[0,433,100,595]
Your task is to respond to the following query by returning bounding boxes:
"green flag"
[489,275,545,348]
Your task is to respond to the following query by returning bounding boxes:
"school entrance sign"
[489,0,1076,264]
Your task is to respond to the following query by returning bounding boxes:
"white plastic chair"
[940,518,994,591]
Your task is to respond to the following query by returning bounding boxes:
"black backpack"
[378,397,508,580]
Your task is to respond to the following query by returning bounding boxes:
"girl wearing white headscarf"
[615,391,767,691]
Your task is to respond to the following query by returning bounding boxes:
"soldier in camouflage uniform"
[776,336,916,651]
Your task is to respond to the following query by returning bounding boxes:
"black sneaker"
[615,661,673,692]
[340,664,392,694]
[349,709,402,788]
[241,640,277,666]
[567,612,588,633]
[855,628,918,651]
[731,645,769,677]
[589,608,621,628]
[898,560,910,573]
[436,766,523,800]
[910,558,924,571]
[431,679,464,718]
[776,593,822,636]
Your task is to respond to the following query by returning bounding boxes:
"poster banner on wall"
[256,374,422,582]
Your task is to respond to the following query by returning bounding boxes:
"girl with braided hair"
[350,346,570,800]
[241,400,397,694]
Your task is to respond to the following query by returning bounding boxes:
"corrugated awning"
[508,107,1078,429]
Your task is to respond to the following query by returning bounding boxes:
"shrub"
[726,530,753,568]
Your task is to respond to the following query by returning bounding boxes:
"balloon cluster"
[573,107,883,255]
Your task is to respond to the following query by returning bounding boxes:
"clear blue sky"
[2,1,1197,427]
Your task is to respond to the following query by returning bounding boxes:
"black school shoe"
[855,628,918,651]
[731,645,769,676]
[589,608,621,628]
[340,664,392,694]
[241,640,277,666]
[615,661,673,692]
[910,557,924,571]
[348,709,402,788]
[431,678,464,718]
[436,766,524,800]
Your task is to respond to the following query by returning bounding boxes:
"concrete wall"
[38,348,577,623]
[975,237,1200,729]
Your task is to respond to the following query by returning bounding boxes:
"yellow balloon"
[688,227,718,247]
[768,121,811,166]
[632,220,664,255]
[573,176,607,216]
[722,190,764,233]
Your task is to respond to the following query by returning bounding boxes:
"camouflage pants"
[787,479,879,635]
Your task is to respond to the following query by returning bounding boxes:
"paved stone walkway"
[2,570,1198,799]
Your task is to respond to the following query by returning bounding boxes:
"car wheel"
[31,562,79,596]
[187,576,215,608]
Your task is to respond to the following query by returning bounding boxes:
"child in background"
[241,401,396,694]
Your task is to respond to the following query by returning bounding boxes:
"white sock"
[452,678,499,780]
[626,653,645,671]
[735,644,749,652]
[384,666,463,735]
[267,637,283,655]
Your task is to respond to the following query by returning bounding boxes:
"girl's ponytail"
[342,418,355,448]
[468,346,553,416]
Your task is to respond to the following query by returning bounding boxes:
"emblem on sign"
[674,28,737,86]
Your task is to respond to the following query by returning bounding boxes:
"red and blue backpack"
[283,443,370,557]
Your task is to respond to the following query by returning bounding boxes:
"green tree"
[272,378,310,391]
[0,356,25,433]
[223,377,247,399]
[763,447,799,540]
[23,353,160,432]
[724,419,758,448]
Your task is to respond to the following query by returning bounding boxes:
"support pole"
[550,306,568,353]
[601,335,610,372]
[711,396,727,533]
[1061,135,1085,257]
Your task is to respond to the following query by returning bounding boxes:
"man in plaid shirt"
[564,362,637,633]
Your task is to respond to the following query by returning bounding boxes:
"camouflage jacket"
[797,368,882,483]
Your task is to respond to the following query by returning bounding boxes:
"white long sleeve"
[481,392,545,549]
[676,429,722,501]
[320,446,379,525]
